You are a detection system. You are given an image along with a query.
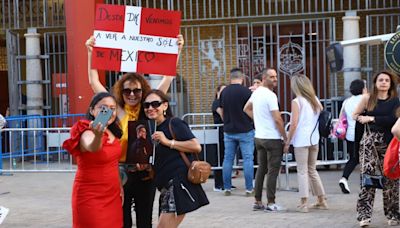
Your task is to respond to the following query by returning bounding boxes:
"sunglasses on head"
[122,88,142,96]
[143,100,163,109]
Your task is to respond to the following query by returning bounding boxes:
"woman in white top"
[338,79,366,194]
[284,74,327,213]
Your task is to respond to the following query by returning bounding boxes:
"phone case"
[92,106,113,130]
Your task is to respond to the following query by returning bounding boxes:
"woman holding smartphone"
[86,35,184,228]
[63,92,123,228]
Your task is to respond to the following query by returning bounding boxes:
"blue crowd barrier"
[0,114,85,171]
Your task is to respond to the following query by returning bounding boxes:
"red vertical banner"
[65,0,105,114]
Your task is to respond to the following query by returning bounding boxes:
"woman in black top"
[211,84,226,191]
[353,70,400,227]
[143,90,209,228]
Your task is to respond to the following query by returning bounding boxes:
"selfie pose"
[86,35,184,228]
[144,90,209,228]
[63,92,123,228]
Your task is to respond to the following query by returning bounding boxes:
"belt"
[119,164,138,173]
[119,164,151,173]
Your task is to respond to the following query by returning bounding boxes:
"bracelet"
[170,139,175,149]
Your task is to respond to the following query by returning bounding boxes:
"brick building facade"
[0,0,399,117]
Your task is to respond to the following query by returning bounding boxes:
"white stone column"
[342,11,361,96]
[24,28,43,116]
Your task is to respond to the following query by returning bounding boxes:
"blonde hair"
[290,74,321,113]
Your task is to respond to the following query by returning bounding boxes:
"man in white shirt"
[243,68,287,212]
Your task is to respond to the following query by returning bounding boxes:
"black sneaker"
[252,202,265,211]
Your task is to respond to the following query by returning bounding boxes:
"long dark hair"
[143,89,173,118]
[86,92,122,138]
[367,70,398,111]
[215,83,226,99]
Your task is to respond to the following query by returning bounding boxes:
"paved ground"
[0,167,396,228]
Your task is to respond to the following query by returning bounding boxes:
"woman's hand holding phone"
[91,106,113,135]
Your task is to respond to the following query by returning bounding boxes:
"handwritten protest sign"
[92,4,181,76]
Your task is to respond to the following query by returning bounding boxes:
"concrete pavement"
[0,168,395,227]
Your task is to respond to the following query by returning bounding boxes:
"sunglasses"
[122,88,142,96]
[143,100,163,109]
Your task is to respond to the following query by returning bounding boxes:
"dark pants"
[357,131,400,221]
[123,171,156,228]
[213,128,224,189]
[254,138,283,203]
[342,140,360,179]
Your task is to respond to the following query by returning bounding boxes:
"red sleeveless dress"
[63,120,123,228]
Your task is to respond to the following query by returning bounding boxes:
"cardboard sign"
[92,4,181,76]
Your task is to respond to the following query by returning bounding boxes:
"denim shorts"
[159,179,176,213]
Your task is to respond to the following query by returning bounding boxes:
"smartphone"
[92,106,113,131]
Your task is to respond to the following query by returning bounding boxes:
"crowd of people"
[213,68,400,227]
[60,32,400,228]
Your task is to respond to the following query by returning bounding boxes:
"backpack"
[318,110,332,138]
[310,110,332,144]
[383,137,400,180]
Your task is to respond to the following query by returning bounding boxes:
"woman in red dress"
[63,92,123,228]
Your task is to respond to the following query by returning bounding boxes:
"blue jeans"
[223,130,255,191]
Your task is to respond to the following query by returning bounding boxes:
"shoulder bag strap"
[168,117,199,169]
[361,124,366,174]
[310,104,319,145]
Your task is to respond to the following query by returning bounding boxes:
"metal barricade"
[182,112,349,191]
[0,114,85,173]
[182,112,225,170]
[0,127,75,173]
[183,112,253,171]
[5,114,85,128]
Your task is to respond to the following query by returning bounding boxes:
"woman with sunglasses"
[143,90,209,228]
[63,92,123,228]
[86,35,184,228]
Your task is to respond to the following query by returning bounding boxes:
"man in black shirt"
[218,68,255,196]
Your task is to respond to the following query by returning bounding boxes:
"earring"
[163,110,166,116]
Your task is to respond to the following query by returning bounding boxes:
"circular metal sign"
[384,31,400,75]
[279,40,304,76]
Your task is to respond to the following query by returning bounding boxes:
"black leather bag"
[361,124,385,189]
[361,174,385,189]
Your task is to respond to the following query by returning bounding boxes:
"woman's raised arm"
[157,34,184,93]
[86,36,107,93]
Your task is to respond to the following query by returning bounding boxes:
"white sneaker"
[359,218,371,227]
[0,206,10,224]
[339,177,350,194]
[388,218,400,226]
[264,203,287,212]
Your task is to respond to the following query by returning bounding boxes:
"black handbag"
[361,124,385,189]
[361,174,385,189]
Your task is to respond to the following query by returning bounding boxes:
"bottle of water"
[12,158,17,169]
[336,128,343,135]
[282,153,293,161]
